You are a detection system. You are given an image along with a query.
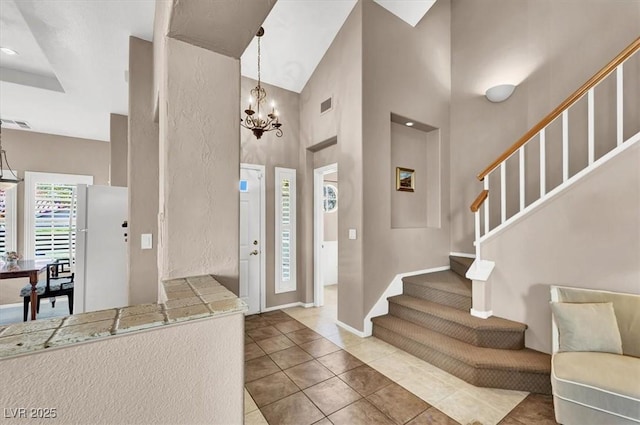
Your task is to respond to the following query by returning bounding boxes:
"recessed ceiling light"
[405,122,414,127]
[0,47,18,55]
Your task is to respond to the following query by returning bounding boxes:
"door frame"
[240,163,267,312]
[313,162,338,307]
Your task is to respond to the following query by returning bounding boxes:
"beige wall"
[240,76,301,308]
[481,142,640,354]
[128,37,160,304]
[109,113,128,187]
[159,38,240,293]
[0,129,109,304]
[362,0,452,313]
[0,314,245,424]
[300,2,364,328]
[450,0,640,252]
[2,129,109,256]
[390,122,430,229]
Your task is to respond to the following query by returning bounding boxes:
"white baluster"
[519,147,525,211]
[562,111,568,182]
[475,210,481,260]
[500,163,506,224]
[540,129,546,197]
[588,88,595,165]
[483,178,489,235]
[617,64,624,146]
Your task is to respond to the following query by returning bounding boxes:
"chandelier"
[0,123,22,189]
[241,27,283,140]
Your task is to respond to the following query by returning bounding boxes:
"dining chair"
[21,260,74,321]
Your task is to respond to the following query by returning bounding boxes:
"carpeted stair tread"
[449,255,474,278]
[373,315,550,374]
[403,270,472,297]
[388,295,526,332]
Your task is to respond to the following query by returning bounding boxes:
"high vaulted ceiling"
[0,0,435,141]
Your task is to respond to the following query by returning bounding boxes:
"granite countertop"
[0,275,247,359]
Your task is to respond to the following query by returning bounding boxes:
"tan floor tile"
[367,383,429,425]
[165,289,196,300]
[246,325,282,341]
[200,291,236,303]
[312,418,333,425]
[397,374,458,406]
[406,407,461,425]
[0,329,54,357]
[369,353,425,381]
[164,296,202,310]
[433,390,506,425]
[260,392,324,425]
[329,399,395,425]
[62,309,116,326]
[116,312,166,334]
[165,303,210,323]
[460,386,528,418]
[346,337,398,363]
[273,319,306,334]
[245,371,300,407]
[269,346,313,369]
[317,349,364,374]
[284,359,334,389]
[256,334,296,354]
[299,337,342,358]
[338,364,393,397]
[325,328,367,348]
[1,317,63,337]
[286,328,324,344]
[119,303,162,318]
[245,342,267,361]
[244,389,258,414]
[245,355,280,383]
[244,409,269,425]
[48,319,113,347]
[304,376,362,416]
[498,394,557,425]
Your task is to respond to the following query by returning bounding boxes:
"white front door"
[240,166,264,315]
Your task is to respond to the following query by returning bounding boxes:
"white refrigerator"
[74,184,128,313]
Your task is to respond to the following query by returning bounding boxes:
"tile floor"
[245,285,558,425]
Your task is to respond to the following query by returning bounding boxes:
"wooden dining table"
[0,258,53,321]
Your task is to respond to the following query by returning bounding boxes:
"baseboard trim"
[262,302,313,312]
[450,252,476,259]
[337,320,367,338]
[470,308,493,319]
[363,265,450,336]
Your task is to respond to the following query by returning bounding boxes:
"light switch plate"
[141,233,153,250]
[348,228,357,240]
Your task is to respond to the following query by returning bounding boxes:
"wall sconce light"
[485,84,516,103]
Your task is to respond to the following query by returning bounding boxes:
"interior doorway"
[240,164,266,315]
[313,163,338,309]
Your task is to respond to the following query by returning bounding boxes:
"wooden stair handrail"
[477,36,640,181]
[470,190,489,213]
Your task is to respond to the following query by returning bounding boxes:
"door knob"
[253,240,259,245]
[250,250,259,256]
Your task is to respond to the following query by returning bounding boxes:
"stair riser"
[449,260,469,279]
[373,325,551,394]
[403,282,471,311]
[389,303,525,350]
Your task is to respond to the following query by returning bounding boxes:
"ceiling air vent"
[320,97,332,114]
[0,118,31,129]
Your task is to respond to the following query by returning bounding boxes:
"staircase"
[372,255,551,394]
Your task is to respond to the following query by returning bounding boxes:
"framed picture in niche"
[396,167,415,192]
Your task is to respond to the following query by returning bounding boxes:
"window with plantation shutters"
[0,186,17,254]
[24,172,93,262]
[275,167,296,294]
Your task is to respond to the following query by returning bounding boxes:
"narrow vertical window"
[275,167,296,293]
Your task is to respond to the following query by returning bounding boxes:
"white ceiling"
[0,0,435,141]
